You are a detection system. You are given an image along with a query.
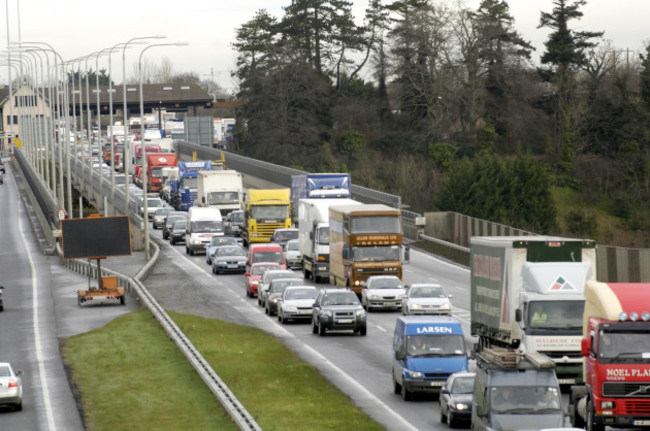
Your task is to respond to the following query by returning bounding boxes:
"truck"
[290,173,351,222]
[242,189,292,246]
[568,280,650,431]
[328,204,403,295]
[169,160,212,211]
[471,347,564,430]
[196,170,243,215]
[185,206,224,255]
[146,153,177,193]
[160,166,178,201]
[470,236,597,385]
[133,142,161,168]
[298,198,360,283]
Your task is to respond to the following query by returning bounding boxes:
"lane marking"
[18,200,57,430]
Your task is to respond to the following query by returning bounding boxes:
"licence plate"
[337,319,353,324]
[384,301,396,306]
[227,264,238,269]
[634,421,650,426]
[429,381,444,387]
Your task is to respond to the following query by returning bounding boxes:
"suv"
[312,288,366,336]
[224,210,245,237]
[163,212,188,240]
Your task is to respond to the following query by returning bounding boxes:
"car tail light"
[9,380,18,388]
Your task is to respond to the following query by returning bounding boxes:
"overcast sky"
[2,0,648,92]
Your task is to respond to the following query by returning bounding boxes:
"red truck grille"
[618,399,650,414]
[603,382,650,398]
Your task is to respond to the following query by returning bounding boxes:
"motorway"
[2,157,587,430]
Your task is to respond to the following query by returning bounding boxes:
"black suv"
[311,289,367,336]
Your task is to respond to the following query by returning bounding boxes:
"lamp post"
[122,35,166,213]
[139,42,187,259]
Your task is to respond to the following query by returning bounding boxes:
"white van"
[185,207,223,255]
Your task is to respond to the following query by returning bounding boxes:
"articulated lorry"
[196,170,243,215]
[569,280,650,431]
[170,160,211,211]
[146,153,177,193]
[328,204,403,295]
[242,189,292,246]
[470,236,597,384]
[298,198,360,283]
[290,173,351,222]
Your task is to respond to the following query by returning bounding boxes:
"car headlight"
[270,298,278,304]
[405,370,423,378]
[451,402,469,410]
[251,281,258,287]
[284,305,298,312]
[321,310,333,317]
[440,303,451,310]
[411,303,422,309]
[369,294,381,300]
[355,309,366,318]
[396,294,404,300]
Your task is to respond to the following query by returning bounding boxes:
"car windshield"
[252,264,281,275]
[217,246,245,257]
[369,277,403,289]
[253,251,285,264]
[270,279,303,293]
[286,241,299,251]
[173,221,185,229]
[285,288,318,300]
[274,230,298,242]
[190,220,223,232]
[210,237,236,246]
[167,216,187,227]
[451,376,475,394]
[490,386,561,414]
[410,285,446,298]
[406,334,466,357]
[264,272,295,284]
[155,208,174,216]
[231,212,244,223]
[148,199,163,207]
[323,292,359,306]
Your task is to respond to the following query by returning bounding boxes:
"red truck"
[146,153,178,192]
[102,142,123,167]
[133,142,161,166]
[569,280,650,430]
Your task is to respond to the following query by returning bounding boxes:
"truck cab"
[472,348,564,431]
[392,316,469,401]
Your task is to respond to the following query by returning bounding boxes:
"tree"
[640,44,650,111]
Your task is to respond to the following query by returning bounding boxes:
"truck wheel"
[120,295,126,305]
[401,384,412,401]
[587,400,604,431]
[303,268,310,280]
[569,387,586,428]
[392,374,401,394]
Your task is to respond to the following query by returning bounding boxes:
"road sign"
[58,209,66,221]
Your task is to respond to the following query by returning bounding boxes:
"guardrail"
[57,241,262,431]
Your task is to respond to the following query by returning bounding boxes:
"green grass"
[62,309,384,431]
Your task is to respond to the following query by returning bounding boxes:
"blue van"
[392,316,469,401]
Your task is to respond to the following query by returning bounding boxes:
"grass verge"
[62,309,384,431]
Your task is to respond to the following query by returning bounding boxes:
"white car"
[0,362,23,411]
[278,285,319,323]
[283,239,301,269]
[361,275,405,312]
[402,283,452,315]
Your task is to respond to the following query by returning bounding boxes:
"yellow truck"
[328,204,403,294]
[242,188,292,246]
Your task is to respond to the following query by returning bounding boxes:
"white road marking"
[18,203,57,430]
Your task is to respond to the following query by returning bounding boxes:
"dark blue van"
[392,315,469,401]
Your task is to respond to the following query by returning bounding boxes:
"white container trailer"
[196,170,244,215]
[298,198,360,283]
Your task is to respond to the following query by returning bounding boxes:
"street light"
[139,41,188,259]
[122,35,166,213]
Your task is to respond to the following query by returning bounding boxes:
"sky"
[1,0,649,92]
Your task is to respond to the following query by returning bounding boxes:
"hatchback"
[0,362,23,411]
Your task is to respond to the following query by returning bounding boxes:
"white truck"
[196,170,243,216]
[470,236,597,384]
[185,207,224,255]
[298,198,360,283]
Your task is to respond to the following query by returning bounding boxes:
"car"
[152,207,175,229]
[278,285,319,323]
[244,263,282,298]
[162,212,188,240]
[142,197,164,220]
[224,210,245,237]
[311,288,367,336]
[0,160,5,173]
[246,243,287,273]
[270,228,299,248]
[439,371,475,428]
[283,239,301,269]
[361,275,406,312]
[257,269,300,307]
[0,170,3,184]
[0,285,4,311]
[0,362,23,411]
[169,220,186,245]
[402,283,452,315]
[265,278,307,316]
[206,236,240,265]
[211,245,247,274]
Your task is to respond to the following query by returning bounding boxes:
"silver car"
[278,285,319,323]
[257,269,301,307]
[402,283,452,315]
[283,239,301,269]
[0,362,23,411]
[361,275,405,312]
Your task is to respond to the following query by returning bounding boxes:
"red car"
[244,262,282,298]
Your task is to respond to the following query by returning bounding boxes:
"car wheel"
[318,320,326,336]
[246,288,251,298]
[185,246,189,254]
[206,258,211,265]
[14,403,22,411]
[278,312,283,322]
[212,266,216,274]
[190,248,194,256]
[439,403,447,423]
[120,295,126,305]
[312,318,318,334]
[401,382,412,401]
[258,296,262,306]
[359,326,367,336]
[265,305,269,315]
[392,374,401,395]
[170,238,175,245]
[448,410,458,428]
